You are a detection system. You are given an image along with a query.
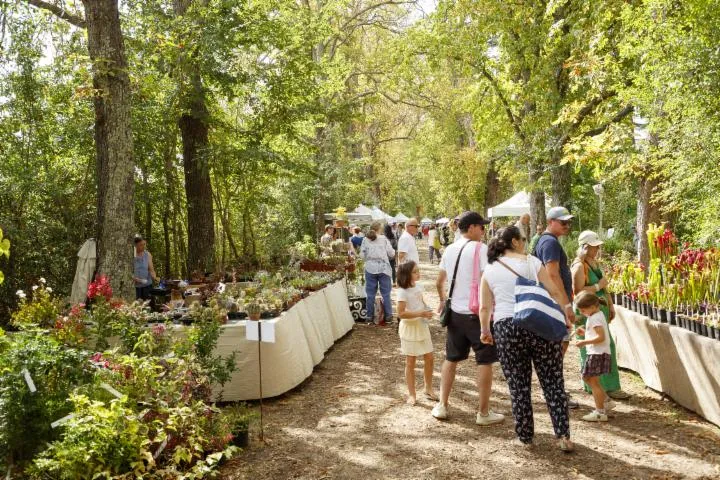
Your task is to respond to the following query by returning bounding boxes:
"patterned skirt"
[582,353,611,377]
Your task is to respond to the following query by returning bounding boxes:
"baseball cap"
[458,211,491,230]
[578,230,603,247]
[546,206,574,221]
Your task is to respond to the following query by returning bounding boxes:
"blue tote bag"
[496,258,568,342]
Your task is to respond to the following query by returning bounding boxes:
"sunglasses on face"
[558,220,571,226]
[407,224,419,228]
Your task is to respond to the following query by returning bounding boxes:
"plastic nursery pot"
[658,308,667,323]
[701,322,709,337]
[232,428,250,448]
[621,295,629,308]
[668,311,677,326]
[248,313,261,321]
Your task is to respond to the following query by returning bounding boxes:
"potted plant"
[246,301,262,321]
[225,403,258,448]
[333,206,347,228]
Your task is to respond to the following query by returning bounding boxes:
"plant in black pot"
[225,403,258,448]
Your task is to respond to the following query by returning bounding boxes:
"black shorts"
[445,312,498,365]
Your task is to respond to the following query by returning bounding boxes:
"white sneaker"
[431,402,448,420]
[604,399,616,411]
[476,410,505,426]
[582,410,608,422]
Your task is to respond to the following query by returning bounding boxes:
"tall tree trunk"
[179,78,215,274]
[636,175,661,268]
[82,0,135,299]
[175,0,215,275]
[483,157,500,216]
[551,158,572,209]
[528,164,546,234]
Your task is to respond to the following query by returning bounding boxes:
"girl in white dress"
[396,261,436,405]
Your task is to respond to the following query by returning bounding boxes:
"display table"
[213,280,355,401]
[612,307,720,427]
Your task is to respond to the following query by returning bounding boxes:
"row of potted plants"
[607,223,720,341]
[610,292,720,340]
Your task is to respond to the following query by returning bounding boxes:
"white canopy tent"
[420,217,433,225]
[370,206,388,221]
[487,191,551,218]
[353,204,373,216]
[435,217,450,224]
[394,212,409,222]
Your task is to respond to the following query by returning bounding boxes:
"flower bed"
[607,224,720,340]
[1,277,244,477]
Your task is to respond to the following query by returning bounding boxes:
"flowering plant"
[11,279,62,329]
[87,275,113,302]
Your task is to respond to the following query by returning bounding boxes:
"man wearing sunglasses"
[532,206,579,409]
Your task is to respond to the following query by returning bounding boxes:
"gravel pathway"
[220,261,720,480]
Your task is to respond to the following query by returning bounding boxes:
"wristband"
[564,303,573,311]
[595,284,601,292]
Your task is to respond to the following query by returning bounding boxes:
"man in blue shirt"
[533,206,579,409]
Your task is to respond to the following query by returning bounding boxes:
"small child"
[575,291,614,422]
[396,261,436,405]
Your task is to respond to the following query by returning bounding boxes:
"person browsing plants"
[532,206,579,409]
[479,226,574,451]
[432,211,504,427]
[571,230,630,400]
[133,235,158,301]
[574,291,615,422]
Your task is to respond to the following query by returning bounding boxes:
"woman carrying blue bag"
[479,226,575,452]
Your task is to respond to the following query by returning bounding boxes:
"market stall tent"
[421,217,433,225]
[370,206,387,221]
[353,204,373,216]
[394,212,409,222]
[435,217,450,224]
[487,191,551,218]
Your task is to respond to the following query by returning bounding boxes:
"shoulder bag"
[439,240,471,327]
[496,256,568,342]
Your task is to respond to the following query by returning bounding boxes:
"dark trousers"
[494,318,570,443]
[136,285,152,300]
[389,257,397,284]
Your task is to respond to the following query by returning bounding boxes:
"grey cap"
[546,206,574,221]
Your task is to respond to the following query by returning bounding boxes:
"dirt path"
[220,261,720,480]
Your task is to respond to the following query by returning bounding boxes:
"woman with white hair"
[571,230,629,400]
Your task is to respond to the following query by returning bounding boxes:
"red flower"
[88,275,113,301]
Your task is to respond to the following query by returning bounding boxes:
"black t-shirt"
[533,233,572,299]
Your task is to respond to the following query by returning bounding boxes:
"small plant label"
[154,435,170,459]
[21,368,36,393]
[246,321,260,341]
[245,320,276,343]
[50,413,75,429]
[260,321,276,343]
[100,382,124,399]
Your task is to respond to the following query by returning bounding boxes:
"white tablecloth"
[612,307,720,427]
[213,280,355,401]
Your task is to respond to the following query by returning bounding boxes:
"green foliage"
[29,395,153,479]
[0,332,93,467]
[10,282,62,330]
[0,228,9,285]
[173,303,237,389]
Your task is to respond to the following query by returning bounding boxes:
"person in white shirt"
[398,218,420,264]
[360,221,395,324]
[479,225,573,451]
[575,291,614,423]
[431,211,504,426]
